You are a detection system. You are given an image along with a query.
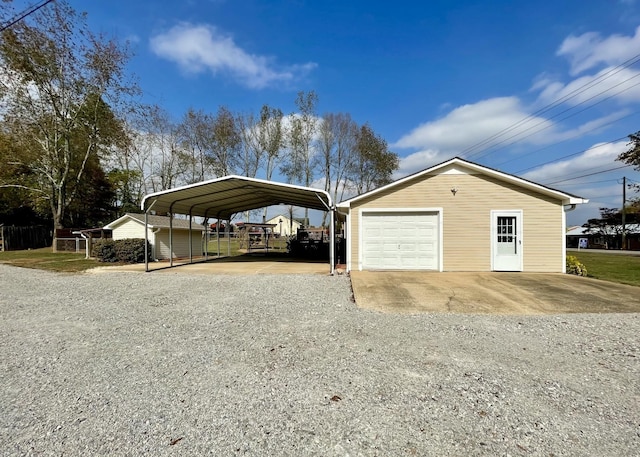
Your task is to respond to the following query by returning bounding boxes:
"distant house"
[104,213,204,260]
[566,224,640,250]
[266,214,303,237]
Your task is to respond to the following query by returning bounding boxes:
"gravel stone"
[0,264,638,456]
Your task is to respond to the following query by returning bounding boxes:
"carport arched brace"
[140,175,336,274]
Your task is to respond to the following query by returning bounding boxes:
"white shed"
[104,213,204,260]
[266,214,303,237]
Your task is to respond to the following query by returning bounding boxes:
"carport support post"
[226,218,231,256]
[216,218,221,257]
[188,211,193,264]
[169,212,174,267]
[204,210,210,261]
[330,208,335,275]
[144,211,149,272]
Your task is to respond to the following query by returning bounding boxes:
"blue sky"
[17,0,640,225]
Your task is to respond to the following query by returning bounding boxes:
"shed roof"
[105,213,205,231]
[337,157,588,208]
[140,175,332,220]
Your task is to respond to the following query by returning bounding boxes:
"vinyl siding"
[111,218,202,260]
[155,230,203,259]
[348,167,564,272]
[111,219,148,240]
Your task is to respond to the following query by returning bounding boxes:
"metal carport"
[140,176,336,274]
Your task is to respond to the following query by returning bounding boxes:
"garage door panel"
[361,212,439,270]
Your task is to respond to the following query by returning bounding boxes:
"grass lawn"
[205,236,288,256]
[0,237,290,273]
[570,251,640,287]
[0,247,100,272]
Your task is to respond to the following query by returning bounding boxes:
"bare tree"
[138,105,185,192]
[237,110,263,179]
[258,104,284,181]
[282,91,318,221]
[178,108,215,184]
[208,106,240,177]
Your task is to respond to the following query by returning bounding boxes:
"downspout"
[73,230,90,259]
[151,227,161,261]
[562,204,577,274]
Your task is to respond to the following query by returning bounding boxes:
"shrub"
[114,238,149,263]
[92,239,117,262]
[92,238,150,263]
[566,255,588,276]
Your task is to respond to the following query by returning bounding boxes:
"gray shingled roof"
[123,213,205,230]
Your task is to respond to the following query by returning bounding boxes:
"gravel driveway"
[1,264,638,456]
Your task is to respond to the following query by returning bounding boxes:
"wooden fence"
[0,226,52,251]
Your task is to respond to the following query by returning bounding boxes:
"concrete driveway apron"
[350,271,640,314]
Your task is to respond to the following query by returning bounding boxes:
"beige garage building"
[337,157,588,273]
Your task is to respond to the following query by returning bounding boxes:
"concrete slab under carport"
[350,271,640,315]
[90,253,330,275]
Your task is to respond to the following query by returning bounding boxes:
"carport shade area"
[140,175,336,273]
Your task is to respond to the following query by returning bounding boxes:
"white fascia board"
[103,214,140,230]
[337,158,588,207]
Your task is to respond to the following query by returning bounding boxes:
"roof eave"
[337,157,588,206]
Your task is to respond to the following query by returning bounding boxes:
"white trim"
[490,209,523,272]
[337,157,588,209]
[346,211,352,272]
[561,205,567,273]
[357,207,443,272]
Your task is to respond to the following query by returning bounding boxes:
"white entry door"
[492,211,522,271]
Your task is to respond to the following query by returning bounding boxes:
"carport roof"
[140,175,333,220]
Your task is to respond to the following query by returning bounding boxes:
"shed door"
[361,212,439,270]
[492,211,523,271]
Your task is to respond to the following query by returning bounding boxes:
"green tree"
[618,132,640,195]
[583,206,639,249]
[0,0,136,231]
[350,124,399,194]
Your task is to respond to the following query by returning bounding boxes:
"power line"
[456,52,640,159]
[466,76,640,162]
[560,178,621,187]
[0,0,55,33]
[495,110,638,169]
[544,164,632,185]
[514,135,630,174]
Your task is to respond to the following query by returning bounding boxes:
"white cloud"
[557,26,640,76]
[393,97,556,154]
[521,140,628,183]
[150,23,316,89]
[534,66,640,106]
[394,149,446,178]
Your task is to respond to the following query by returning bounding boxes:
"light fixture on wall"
[451,187,458,196]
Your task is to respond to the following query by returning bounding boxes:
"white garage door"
[361,211,439,270]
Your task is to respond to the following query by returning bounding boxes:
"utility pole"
[622,176,627,250]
